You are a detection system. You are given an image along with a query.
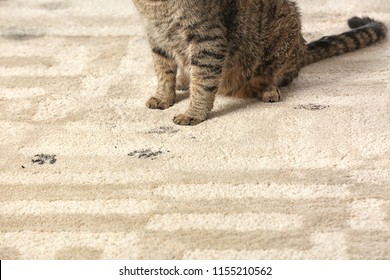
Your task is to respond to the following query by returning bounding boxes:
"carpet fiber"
[0,0,389,260]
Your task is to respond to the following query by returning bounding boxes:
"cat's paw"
[146,96,174,110]
[173,113,204,126]
[260,87,281,103]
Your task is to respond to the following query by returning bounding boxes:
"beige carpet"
[0,0,389,260]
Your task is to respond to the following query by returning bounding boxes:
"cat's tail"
[304,17,388,65]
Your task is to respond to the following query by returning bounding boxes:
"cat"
[132,0,387,126]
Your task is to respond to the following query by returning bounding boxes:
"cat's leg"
[173,63,221,125]
[146,49,177,110]
[173,48,226,126]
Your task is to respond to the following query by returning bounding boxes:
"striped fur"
[133,0,388,126]
[306,17,388,65]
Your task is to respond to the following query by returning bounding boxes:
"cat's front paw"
[173,113,204,126]
[260,87,281,103]
[146,96,174,110]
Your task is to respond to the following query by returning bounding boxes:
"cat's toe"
[260,87,281,103]
[146,97,173,110]
[173,114,204,126]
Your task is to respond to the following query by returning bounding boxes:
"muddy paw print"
[294,104,330,111]
[32,154,57,165]
[128,149,167,160]
[147,126,179,134]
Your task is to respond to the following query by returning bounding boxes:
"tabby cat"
[132,0,387,125]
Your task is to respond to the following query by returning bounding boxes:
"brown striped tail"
[305,17,388,65]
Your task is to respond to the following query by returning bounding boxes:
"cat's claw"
[173,114,204,126]
[146,97,173,110]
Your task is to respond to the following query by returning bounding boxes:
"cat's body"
[132,0,387,125]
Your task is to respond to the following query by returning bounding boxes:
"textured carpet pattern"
[0,0,389,260]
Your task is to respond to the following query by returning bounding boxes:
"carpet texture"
[0,0,389,260]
